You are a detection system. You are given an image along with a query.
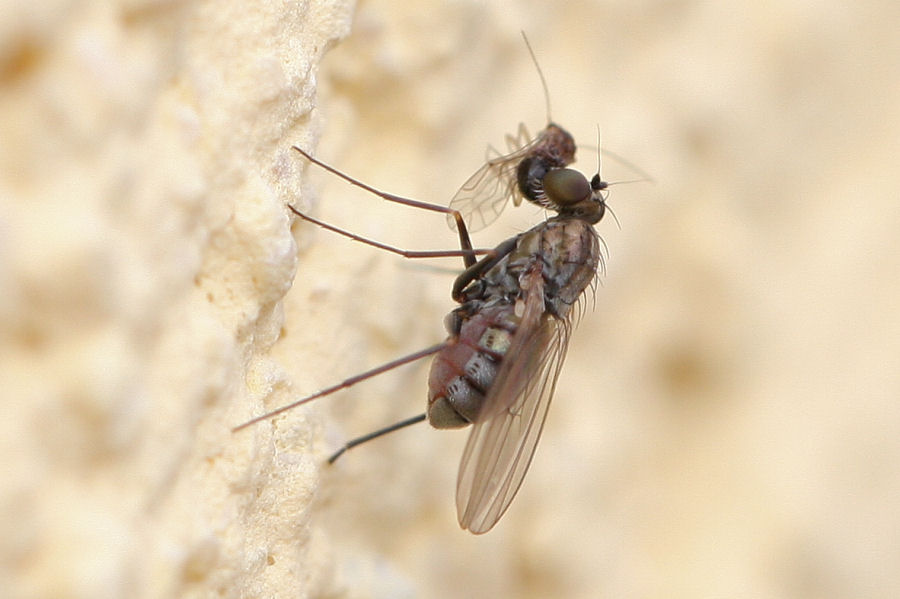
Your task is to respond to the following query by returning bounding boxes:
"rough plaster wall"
[3,1,900,599]
[0,0,352,597]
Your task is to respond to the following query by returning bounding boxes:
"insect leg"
[326,413,427,464]
[288,206,489,259]
[232,342,449,432]
[451,235,520,301]
[293,146,478,268]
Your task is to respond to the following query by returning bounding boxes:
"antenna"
[521,31,552,124]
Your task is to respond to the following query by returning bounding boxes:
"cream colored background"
[2,1,899,598]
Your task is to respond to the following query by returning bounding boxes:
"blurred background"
[293,1,900,598]
[2,0,898,598]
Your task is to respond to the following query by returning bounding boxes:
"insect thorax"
[426,217,599,429]
[515,123,577,207]
[468,218,600,319]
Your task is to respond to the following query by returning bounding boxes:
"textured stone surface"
[0,1,351,597]
[2,1,900,598]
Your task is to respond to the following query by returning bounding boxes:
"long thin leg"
[327,413,427,464]
[288,206,490,259]
[232,342,448,432]
[293,146,477,268]
[451,235,520,302]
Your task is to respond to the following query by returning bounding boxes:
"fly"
[428,165,608,533]
[446,34,577,233]
[234,35,615,534]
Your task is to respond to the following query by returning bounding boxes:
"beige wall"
[2,1,899,598]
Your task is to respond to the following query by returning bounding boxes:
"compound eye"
[542,168,590,206]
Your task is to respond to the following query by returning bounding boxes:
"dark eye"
[542,169,590,206]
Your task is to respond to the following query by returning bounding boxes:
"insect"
[234,36,615,534]
[428,163,609,533]
[446,35,576,234]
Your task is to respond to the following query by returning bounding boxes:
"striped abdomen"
[427,304,519,429]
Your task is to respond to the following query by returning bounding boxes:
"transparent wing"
[448,123,578,233]
[446,123,540,233]
[456,264,573,534]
